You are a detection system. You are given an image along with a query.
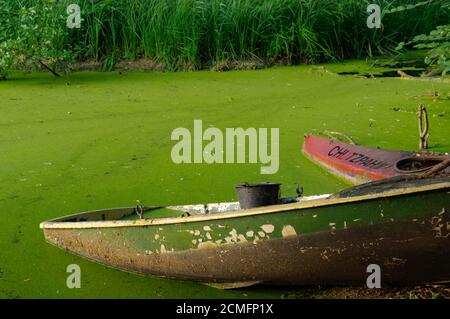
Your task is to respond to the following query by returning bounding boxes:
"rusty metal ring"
[394,156,447,174]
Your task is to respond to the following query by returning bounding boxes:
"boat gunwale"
[40,181,450,230]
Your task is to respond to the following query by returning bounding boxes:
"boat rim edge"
[39,180,450,230]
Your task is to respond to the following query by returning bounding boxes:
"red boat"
[302,135,450,184]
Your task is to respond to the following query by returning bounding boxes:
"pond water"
[0,60,448,298]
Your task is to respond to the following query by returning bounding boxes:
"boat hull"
[42,182,450,286]
[302,135,449,184]
[44,215,449,285]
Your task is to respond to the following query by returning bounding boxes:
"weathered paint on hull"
[44,215,449,285]
[302,135,450,185]
[41,184,450,286]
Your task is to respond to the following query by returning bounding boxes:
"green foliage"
[414,25,450,75]
[1,0,449,72]
[68,0,449,70]
[0,1,16,78]
[397,25,450,75]
[0,0,74,79]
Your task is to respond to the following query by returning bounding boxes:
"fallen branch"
[421,159,450,178]
[397,70,413,78]
[38,59,60,77]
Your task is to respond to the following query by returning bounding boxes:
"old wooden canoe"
[302,135,450,185]
[40,176,450,287]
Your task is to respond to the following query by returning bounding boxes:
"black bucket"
[235,182,281,209]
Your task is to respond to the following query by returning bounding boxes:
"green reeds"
[8,0,450,70]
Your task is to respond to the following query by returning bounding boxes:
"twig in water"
[38,60,60,77]
[418,104,429,150]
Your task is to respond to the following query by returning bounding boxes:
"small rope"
[322,130,355,145]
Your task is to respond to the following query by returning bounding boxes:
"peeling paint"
[281,225,297,237]
[203,226,212,231]
[260,224,274,233]
[206,232,212,240]
[198,241,219,249]
[228,229,238,242]
[431,208,449,238]
[154,234,160,240]
[385,257,407,266]
[257,231,266,238]
[246,231,254,238]
[237,234,247,242]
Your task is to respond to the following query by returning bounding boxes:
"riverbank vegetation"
[1,0,449,77]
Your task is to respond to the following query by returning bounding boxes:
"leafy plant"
[397,24,450,75]
[0,0,74,79]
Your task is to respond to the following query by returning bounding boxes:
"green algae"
[0,63,449,298]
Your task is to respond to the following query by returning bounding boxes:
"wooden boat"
[302,134,450,185]
[40,176,450,287]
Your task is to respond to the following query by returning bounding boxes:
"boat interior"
[395,155,450,173]
[40,175,449,225]
[41,193,330,224]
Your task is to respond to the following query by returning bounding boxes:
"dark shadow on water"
[1,71,144,85]
[337,69,425,78]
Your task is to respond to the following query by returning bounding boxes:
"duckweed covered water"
[0,63,449,298]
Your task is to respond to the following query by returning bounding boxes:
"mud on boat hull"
[44,216,449,286]
[41,180,450,286]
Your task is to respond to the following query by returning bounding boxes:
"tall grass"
[9,0,450,70]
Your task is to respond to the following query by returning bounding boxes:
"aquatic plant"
[394,0,449,75]
[398,24,450,75]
